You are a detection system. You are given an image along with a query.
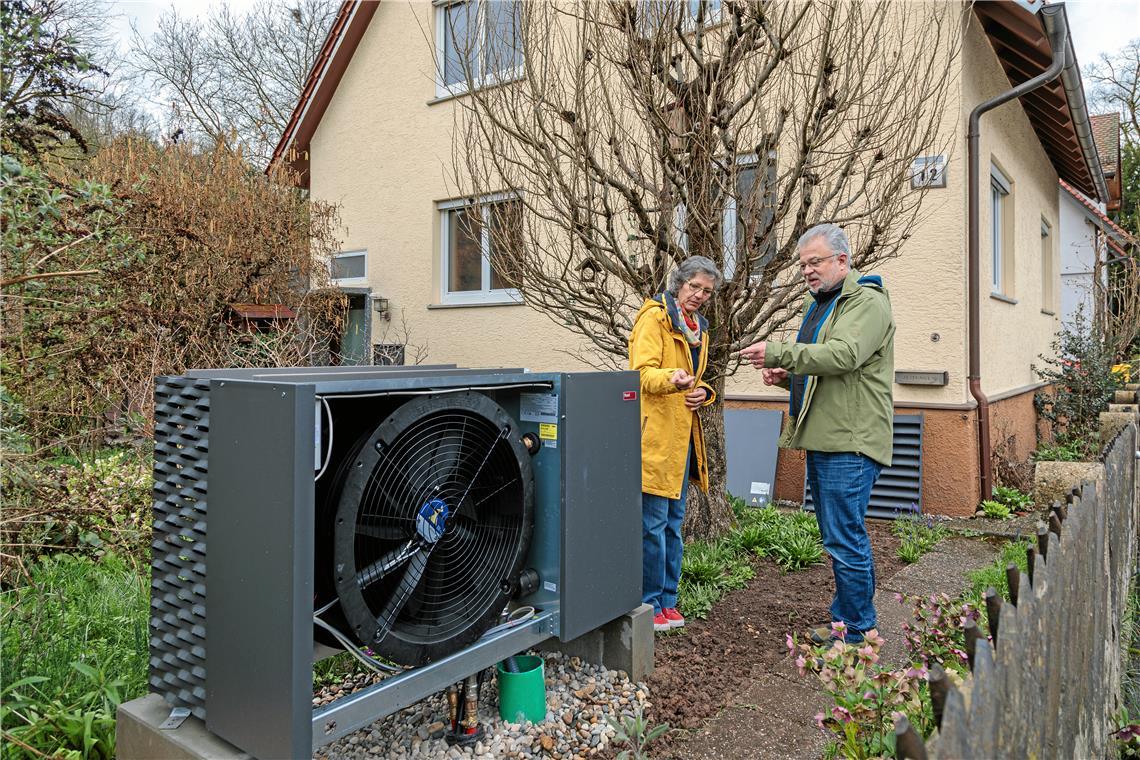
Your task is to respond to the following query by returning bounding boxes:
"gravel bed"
[314,651,649,759]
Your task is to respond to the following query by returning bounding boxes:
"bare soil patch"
[644,520,904,757]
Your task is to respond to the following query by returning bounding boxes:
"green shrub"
[980,500,1012,520]
[1033,438,1086,462]
[962,539,1033,620]
[734,504,824,571]
[2,448,152,577]
[893,515,946,564]
[992,485,1033,511]
[1034,307,1120,456]
[1,663,123,759]
[0,553,148,712]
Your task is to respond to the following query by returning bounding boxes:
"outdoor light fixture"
[372,295,390,320]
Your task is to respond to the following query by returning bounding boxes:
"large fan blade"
[402,550,443,621]
[373,546,433,642]
[355,520,409,541]
[356,539,418,590]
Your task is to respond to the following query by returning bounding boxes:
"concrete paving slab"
[879,537,998,599]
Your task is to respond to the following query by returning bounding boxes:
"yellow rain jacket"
[628,294,717,499]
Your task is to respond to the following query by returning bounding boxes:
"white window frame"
[639,1,723,36]
[1040,218,1054,312]
[990,164,1011,294]
[331,249,367,285]
[434,0,524,99]
[721,152,777,282]
[439,192,523,306]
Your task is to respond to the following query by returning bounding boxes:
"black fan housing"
[331,392,535,666]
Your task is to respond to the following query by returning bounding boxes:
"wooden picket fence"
[895,422,1138,759]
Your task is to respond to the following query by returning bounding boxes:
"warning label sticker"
[539,423,558,441]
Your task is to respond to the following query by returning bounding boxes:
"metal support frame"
[312,609,558,749]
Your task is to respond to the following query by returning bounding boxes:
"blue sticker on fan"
[416,498,449,544]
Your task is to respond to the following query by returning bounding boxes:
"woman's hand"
[670,369,695,390]
[761,368,788,386]
[683,386,707,410]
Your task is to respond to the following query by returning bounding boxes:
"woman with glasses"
[628,255,722,633]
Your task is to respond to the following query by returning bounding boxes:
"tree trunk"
[683,375,734,541]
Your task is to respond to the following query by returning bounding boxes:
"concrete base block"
[537,604,655,682]
[117,694,251,760]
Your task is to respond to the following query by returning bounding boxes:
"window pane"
[991,185,1001,290]
[332,252,365,279]
[489,200,522,290]
[449,207,483,292]
[485,1,522,75]
[443,1,478,86]
[688,0,721,22]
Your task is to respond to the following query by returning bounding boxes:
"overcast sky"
[110,0,1138,107]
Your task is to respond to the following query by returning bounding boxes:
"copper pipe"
[967,4,1069,501]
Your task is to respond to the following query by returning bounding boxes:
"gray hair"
[667,255,723,296]
[796,223,850,257]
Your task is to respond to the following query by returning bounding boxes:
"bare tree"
[1,0,117,158]
[1086,38,1139,147]
[451,0,960,537]
[128,0,339,167]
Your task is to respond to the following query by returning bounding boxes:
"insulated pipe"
[967,4,1069,501]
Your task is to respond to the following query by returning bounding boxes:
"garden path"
[647,527,998,759]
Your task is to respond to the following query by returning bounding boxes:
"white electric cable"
[312,614,404,674]
[315,382,553,402]
[314,396,334,481]
[480,605,537,638]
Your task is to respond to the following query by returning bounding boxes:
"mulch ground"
[643,520,905,757]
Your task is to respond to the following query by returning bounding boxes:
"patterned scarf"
[679,309,702,346]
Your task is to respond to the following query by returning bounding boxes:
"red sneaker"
[663,608,685,628]
[653,611,670,632]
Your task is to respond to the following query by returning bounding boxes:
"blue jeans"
[805,451,883,637]
[642,475,689,614]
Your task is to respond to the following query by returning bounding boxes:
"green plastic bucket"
[496,655,546,723]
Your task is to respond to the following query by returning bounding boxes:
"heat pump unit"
[149,366,641,758]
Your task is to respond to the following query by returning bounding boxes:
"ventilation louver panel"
[150,377,210,719]
[803,413,924,518]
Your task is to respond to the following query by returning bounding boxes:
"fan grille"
[332,393,534,665]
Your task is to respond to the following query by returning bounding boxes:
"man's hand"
[670,369,695,390]
[761,368,788,386]
[683,386,707,410]
[740,341,767,368]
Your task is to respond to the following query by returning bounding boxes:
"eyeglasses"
[684,281,715,297]
[799,253,840,272]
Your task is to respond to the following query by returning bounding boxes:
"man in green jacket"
[741,223,895,645]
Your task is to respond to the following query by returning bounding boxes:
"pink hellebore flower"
[831,706,853,724]
[814,711,827,730]
[795,655,808,676]
[858,645,875,660]
[786,633,795,653]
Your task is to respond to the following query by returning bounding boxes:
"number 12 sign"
[910,155,947,189]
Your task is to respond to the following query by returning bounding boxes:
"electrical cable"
[312,614,404,674]
[315,382,553,402]
[480,606,536,639]
[314,396,334,482]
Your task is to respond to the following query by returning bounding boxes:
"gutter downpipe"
[967,4,1069,502]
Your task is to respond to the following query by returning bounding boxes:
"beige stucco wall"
[310,1,597,372]
[960,13,1062,399]
[309,2,1060,407]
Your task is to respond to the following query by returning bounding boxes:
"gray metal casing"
[149,367,641,758]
